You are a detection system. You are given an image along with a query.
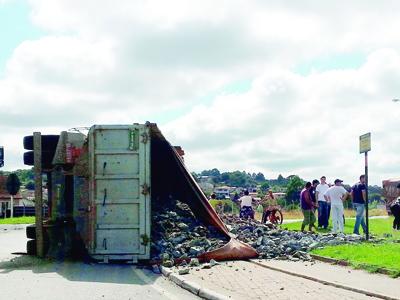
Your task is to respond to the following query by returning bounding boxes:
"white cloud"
[1,1,400,187]
[164,49,400,185]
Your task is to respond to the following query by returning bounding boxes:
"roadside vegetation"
[281,217,400,276]
[311,243,400,277]
[0,216,35,224]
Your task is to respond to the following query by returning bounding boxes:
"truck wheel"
[23,135,60,151]
[23,150,54,168]
[27,239,37,256]
[26,224,36,239]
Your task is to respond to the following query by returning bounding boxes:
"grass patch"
[0,216,35,224]
[311,243,400,277]
[281,217,400,239]
[209,199,240,214]
[282,208,387,220]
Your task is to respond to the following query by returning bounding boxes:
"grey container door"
[89,125,150,258]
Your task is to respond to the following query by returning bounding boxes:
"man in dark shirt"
[390,184,400,230]
[351,175,367,235]
[301,182,317,232]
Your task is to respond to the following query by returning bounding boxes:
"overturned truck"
[25,123,257,263]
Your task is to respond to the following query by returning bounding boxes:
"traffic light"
[0,146,3,167]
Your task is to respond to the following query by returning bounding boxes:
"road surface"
[0,226,199,300]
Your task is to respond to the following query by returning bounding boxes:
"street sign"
[359,132,371,153]
[6,173,21,196]
[0,146,3,167]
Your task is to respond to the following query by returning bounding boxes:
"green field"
[0,216,35,224]
[312,243,400,277]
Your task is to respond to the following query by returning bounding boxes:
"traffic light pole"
[34,132,44,258]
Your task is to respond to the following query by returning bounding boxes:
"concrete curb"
[249,260,398,300]
[159,266,231,300]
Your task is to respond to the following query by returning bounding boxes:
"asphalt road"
[0,226,199,300]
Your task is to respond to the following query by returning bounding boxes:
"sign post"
[6,173,21,218]
[359,132,371,240]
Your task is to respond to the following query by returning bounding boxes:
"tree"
[260,182,270,193]
[25,181,35,190]
[285,175,305,203]
[254,172,265,182]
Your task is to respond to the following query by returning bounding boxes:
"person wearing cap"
[316,176,330,229]
[351,175,367,235]
[324,179,349,233]
[300,182,317,232]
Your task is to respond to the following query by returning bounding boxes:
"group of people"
[301,175,367,234]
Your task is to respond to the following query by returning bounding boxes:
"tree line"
[193,168,383,204]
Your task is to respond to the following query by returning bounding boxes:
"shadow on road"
[0,255,157,285]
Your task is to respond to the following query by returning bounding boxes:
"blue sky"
[1,0,400,186]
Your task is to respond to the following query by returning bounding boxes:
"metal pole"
[34,132,44,257]
[365,152,369,240]
[10,195,13,218]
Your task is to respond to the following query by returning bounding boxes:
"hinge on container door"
[140,234,150,246]
[141,183,150,196]
[141,132,149,144]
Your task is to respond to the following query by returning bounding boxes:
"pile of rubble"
[220,214,364,261]
[151,198,364,268]
[151,199,228,264]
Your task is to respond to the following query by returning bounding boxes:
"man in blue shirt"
[351,175,367,235]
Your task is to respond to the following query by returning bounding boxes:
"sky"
[1,0,400,186]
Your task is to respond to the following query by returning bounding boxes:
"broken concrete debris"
[219,214,364,260]
[151,198,364,269]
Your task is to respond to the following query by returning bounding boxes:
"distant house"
[214,186,232,199]
[272,192,286,199]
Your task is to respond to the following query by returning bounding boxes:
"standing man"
[390,184,400,230]
[310,179,319,231]
[300,182,317,232]
[351,175,367,235]
[324,179,349,233]
[239,190,254,219]
[316,176,330,229]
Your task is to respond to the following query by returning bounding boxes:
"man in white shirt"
[324,179,349,233]
[239,190,254,219]
[316,176,330,229]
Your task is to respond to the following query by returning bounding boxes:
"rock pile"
[220,214,364,260]
[151,199,228,263]
[151,198,364,267]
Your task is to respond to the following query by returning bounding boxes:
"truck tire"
[27,239,36,256]
[23,150,54,168]
[26,224,36,239]
[23,135,60,151]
